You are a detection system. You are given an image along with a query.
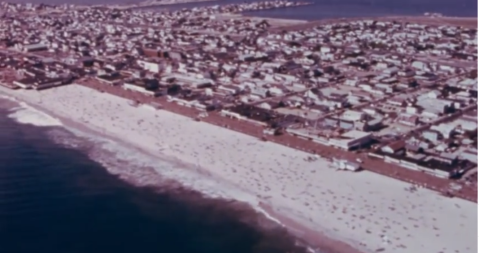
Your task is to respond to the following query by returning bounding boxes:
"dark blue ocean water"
[5,0,478,18]
[149,0,478,19]
[0,99,307,253]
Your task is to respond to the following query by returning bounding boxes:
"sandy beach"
[1,84,477,253]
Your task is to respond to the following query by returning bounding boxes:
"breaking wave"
[46,127,297,228]
[48,128,259,202]
[7,101,63,127]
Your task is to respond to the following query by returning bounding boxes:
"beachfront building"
[13,78,35,89]
[329,130,372,150]
[123,79,162,96]
[12,76,72,90]
[22,43,48,52]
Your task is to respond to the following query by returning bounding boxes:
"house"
[123,78,161,96]
[364,117,383,131]
[427,90,441,99]
[250,86,269,98]
[23,43,48,52]
[96,73,122,86]
[339,120,355,130]
[375,62,388,70]
[362,106,378,116]
[268,86,284,96]
[165,51,184,61]
[375,83,394,93]
[381,140,406,155]
[387,96,407,107]
[396,113,419,127]
[460,148,478,164]
[339,110,366,122]
[217,85,240,95]
[137,59,163,73]
[324,116,339,128]
[456,118,478,133]
[405,143,424,155]
[344,79,358,86]
[430,123,458,139]
[105,62,125,72]
[398,69,415,77]
[422,129,442,142]
[435,152,459,165]
[411,60,428,71]
[416,98,454,117]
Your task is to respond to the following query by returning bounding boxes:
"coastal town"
[0,1,477,200]
[0,2,477,253]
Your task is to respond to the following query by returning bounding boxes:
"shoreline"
[0,84,476,253]
[262,15,478,31]
[0,88,363,253]
[33,2,477,27]
[258,203,366,253]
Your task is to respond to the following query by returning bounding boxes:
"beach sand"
[1,84,476,253]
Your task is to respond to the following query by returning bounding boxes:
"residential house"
[422,129,442,142]
[381,140,406,155]
[396,113,419,127]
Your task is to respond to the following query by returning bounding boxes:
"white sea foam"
[48,127,264,210]
[98,138,261,202]
[47,127,286,231]
[7,102,63,127]
[255,205,283,225]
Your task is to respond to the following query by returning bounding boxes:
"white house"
[137,59,162,73]
[411,61,427,71]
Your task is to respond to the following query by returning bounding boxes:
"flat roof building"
[329,130,372,150]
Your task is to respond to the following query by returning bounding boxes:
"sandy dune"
[1,85,476,253]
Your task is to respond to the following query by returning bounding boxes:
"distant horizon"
[3,0,478,19]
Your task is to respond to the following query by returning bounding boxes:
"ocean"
[0,98,308,253]
[4,0,478,18]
